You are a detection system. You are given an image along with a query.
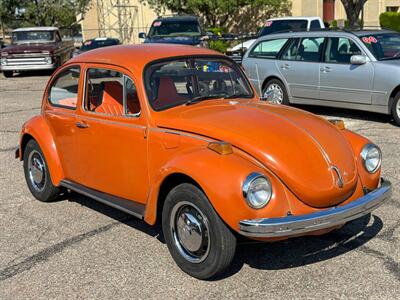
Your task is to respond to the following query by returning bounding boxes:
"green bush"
[207,27,229,53]
[330,19,363,29]
[380,12,400,32]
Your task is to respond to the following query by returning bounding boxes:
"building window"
[386,6,399,12]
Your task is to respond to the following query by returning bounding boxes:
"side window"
[325,37,362,63]
[281,38,300,60]
[84,68,140,116]
[125,77,141,116]
[48,66,80,109]
[249,39,289,59]
[296,37,325,62]
[310,20,321,29]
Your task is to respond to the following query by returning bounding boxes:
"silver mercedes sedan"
[242,30,400,125]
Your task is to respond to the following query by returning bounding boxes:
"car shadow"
[293,104,397,126]
[62,191,382,280]
[7,70,53,78]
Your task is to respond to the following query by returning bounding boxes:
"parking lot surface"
[1,73,399,299]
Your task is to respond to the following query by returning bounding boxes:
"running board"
[60,179,145,219]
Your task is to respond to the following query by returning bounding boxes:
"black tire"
[391,92,400,126]
[263,79,289,105]
[23,139,60,202]
[162,183,236,280]
[3,71,13,78]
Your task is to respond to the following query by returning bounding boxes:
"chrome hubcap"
[170,201,210,263]
[28,150,46,192]
[396,100,400,118]
[264,83,283,104]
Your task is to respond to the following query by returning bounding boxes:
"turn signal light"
[208,142,233,155]
[329,119,345,130]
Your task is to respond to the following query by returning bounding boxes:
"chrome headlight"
[0,58,7,65]
[242,173,272,209]
[44,56,52,64]
[360,144,381,173]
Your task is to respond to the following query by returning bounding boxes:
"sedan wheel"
[265,83,284,104]
[391,92,400,126]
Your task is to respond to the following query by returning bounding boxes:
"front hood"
[2,43,57,54]
[156,101,358,207]
[378,59,400,67]
[144,36,200,46]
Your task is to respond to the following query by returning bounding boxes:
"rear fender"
[19,115,64,186]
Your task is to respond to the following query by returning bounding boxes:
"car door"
[73,64,148,204]
[319,36,373,104]
[278,37,325,100]
[44,65,82,179]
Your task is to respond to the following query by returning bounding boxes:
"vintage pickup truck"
[0,27,74,77]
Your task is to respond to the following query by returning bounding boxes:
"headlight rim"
[360,143,382,174]
[242,172,272,209]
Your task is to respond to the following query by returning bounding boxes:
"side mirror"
[350,54,367,65]
[138,32,146,39]
[200,35,209,41]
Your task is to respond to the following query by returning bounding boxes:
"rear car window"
[249,39,289,58]
[48,66,80,109]
[281,37,324,62]
[259,20,308,36]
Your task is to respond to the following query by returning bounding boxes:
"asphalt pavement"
[0,73,399,299]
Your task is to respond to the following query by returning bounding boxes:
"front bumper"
[1,63,56,71]
[239,179,392,238]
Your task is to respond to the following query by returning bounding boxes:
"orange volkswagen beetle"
[16,45,392,279]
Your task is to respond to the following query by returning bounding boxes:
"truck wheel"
[3,71,13,78]
[162,183,236,280]
[391,92,400,126]
[263,79,289,105]
[23,139,60,202]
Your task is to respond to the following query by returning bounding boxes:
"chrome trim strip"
[239,179,392,238]
[60,179,145,219]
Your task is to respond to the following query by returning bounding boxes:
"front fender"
[144,147,291,232]
[19,115,64,186]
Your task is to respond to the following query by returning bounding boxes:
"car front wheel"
[23,139,60,202]
[391,92,400,126]
[3,71,13,78]
[263,79,289,105]
[162,183,236,280]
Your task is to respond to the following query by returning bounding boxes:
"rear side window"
[48,66,80,109]
[249,39,289,58]
[297,37,324,62]
[84,68,140,116]
[310,20,321,29]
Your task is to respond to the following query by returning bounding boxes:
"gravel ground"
[0,73,399,299]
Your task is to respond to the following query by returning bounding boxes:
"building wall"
[80,0,160,44]
[291,0,400,26]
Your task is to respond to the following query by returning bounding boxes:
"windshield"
[360,33,400,60]
[148,20,201,37]
[145,57,254,111]
[259,20,308,37]
[12,31,54,44]
[80,39,119,51]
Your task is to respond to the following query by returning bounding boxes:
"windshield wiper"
[185,94,226,105]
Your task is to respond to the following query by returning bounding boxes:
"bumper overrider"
[239,179,392,238]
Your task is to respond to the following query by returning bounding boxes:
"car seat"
[95,81,124,115]
[153,77,188,109]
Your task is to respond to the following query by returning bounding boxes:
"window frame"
[278,37,326,63]
[248,38,291,59]
[322,36,365,65]
[82,66,141,118]
[47,65,81,110]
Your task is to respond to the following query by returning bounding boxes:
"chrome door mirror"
[350,55,367,65]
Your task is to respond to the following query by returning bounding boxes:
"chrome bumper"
[1,64,56,71]
[239,179,392,238]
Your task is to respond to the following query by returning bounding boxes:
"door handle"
[320,66,332,73]
[76,121,89,129]
[281,63,290,70]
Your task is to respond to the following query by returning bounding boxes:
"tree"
[140,0,291,33]
[340,0,367,28]
[0,0,91,35]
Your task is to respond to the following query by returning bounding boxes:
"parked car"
[138,15,209,47]
[72,37,120,57]
[0,27,74,77]
[242,29,400,125]
[15,44,392,279]
[227,17,325,63]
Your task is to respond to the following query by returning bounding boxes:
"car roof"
[154,15,198,22]
[268,16,321,21]
[68,44,222,71]
[350,29,396,36]
[13,27,58,32]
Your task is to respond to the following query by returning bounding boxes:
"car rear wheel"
[162,183,236,280]
[391,92,400,126]
[3,71,13,78]
[23,139,60,202]
[263,79,289,105]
